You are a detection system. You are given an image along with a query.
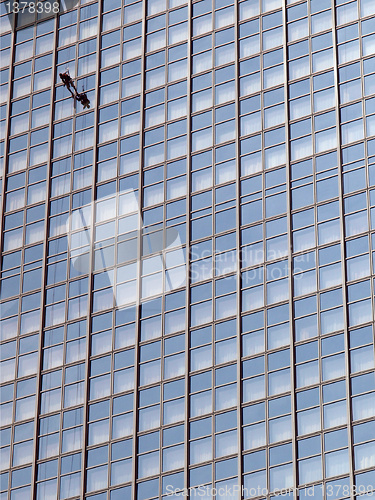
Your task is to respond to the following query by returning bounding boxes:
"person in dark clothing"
[59,70,77,97]
[59,71,70,87]
[76,91,91,109]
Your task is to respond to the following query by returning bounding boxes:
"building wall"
[1,0,375,498]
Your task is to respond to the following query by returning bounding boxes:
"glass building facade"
[1,0,375,498]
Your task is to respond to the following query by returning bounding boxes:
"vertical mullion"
[361,11,375,350]
[131,0,147,497]
[234,0,242,493]
[80,1,103,496]
[281,0,298,497]
[330,0,355,495]
[31,14,58,500]
[211,0,215,492]
[184,0,192,494]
